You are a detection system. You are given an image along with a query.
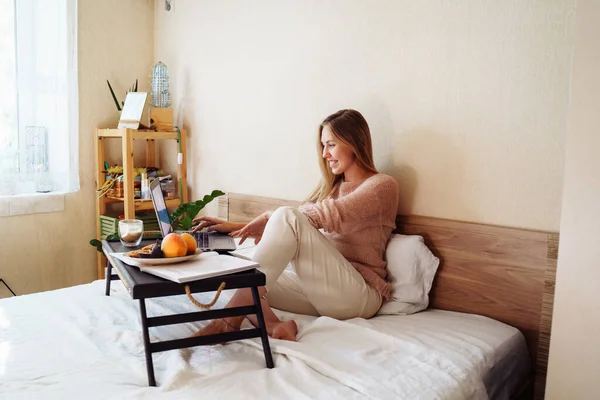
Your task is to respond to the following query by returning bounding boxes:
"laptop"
[149,178,237,251]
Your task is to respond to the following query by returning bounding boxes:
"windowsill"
[0,192,66,216]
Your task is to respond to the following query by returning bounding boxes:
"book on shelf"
[110,251,258,283]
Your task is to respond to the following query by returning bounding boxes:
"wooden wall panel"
[218,193,301,222]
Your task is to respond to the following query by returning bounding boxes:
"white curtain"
[0,0,78,195]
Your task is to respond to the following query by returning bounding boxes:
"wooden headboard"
[218,192,558,400]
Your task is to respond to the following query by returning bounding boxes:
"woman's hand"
[191,216,244,233]
[230,212,271,245]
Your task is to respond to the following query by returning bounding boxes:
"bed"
[0,192,558,400]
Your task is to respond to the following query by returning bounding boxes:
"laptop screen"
[149,178,172,237]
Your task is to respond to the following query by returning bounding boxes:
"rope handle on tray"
[185,282,227,308]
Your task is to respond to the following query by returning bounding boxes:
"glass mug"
[119,219,144,247]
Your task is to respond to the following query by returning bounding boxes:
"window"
[0,0,78,196]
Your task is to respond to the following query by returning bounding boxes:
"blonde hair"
[307,109,378,202]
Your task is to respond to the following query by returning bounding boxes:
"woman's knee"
[270,206,304,222]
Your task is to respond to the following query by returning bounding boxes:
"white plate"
[127,249,203,266]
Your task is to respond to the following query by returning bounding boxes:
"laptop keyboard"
[192,231,210,248]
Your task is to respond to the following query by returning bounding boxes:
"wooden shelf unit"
[103,196,182,210]
[94,128,188,278]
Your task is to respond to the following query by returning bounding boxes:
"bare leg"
[246,288,298,341]
[192,287,297,341]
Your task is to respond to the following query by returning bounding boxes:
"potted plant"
[169,190,225,230]
[107,79,138,111]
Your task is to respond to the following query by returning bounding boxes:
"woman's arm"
[191,216,245,233]
[299,176,398,235]
[230,211,271,245]
[192,210,273,245]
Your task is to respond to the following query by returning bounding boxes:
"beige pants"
[253,206,382,320]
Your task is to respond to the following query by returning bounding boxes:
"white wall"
[154,0,574,231]
[546,1,600,397]
[0,0,154,295]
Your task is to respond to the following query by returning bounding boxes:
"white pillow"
[377,234,440,315]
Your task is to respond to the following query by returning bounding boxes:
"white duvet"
[0,280,527,400]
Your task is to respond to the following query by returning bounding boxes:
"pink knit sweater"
[299,174,399,301]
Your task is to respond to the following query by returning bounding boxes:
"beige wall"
[154,0,574,231]
[0,1,577,295]
[0,0,154,295]
[547,1,600,397]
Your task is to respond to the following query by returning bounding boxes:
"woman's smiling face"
[320,124,355,175]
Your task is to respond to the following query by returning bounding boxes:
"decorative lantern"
[150,61,173,131]
[151,61,171,108]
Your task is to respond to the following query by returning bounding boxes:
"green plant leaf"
[107,80,122,111]
[169,190,226,231]
[180,216,193,230]
[126,79,138,93]
[89,239,103,253]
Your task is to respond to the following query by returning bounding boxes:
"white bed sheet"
[0,280,529,400]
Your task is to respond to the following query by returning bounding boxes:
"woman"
[192,109,399,341]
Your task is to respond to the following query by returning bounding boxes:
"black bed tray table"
[102,239,274,386]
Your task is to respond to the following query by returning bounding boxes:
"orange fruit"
[180,233,197,255]
[160,233,188,258]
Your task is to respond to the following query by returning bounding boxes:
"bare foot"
[270,320,298,341]
[190,318,239,339]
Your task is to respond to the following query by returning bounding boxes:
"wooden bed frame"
[218,192,558,400]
